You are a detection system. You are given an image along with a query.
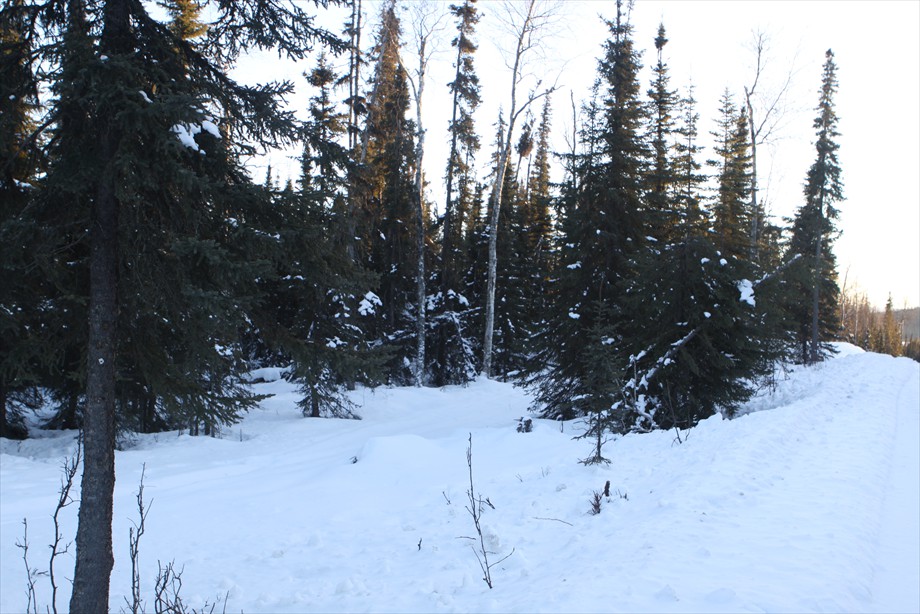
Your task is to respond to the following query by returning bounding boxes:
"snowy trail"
[869,358,920,613]
[1,346,918,613]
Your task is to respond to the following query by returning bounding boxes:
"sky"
[238,0,920,310]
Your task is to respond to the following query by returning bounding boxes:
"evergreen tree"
[356,1,420,384]
[0,0,45,439]
[617,237,773,431]
[787,49,844,364]
[18,0,345,605]
[252,54,377,419]
[870,295,902,356]
[644,23,681,244]
[430,0,481,386]
[516,97,555,359]
[672,86,708,239]
[709,89,753,261]
[526,0,647,423]
[164,0,208,41]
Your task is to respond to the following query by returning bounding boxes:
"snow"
[1,347,918,613]
[568,312,581,319]
[738,278,756,306]
[241,366,291,383]
[171,118,221,151]
[171,123,202,151]
[447,289,470,307]
[200,120,221,139]
[358,291,382,316]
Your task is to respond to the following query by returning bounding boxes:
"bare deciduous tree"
[395,0,448,387]
[743,30,796,263]
[482,0,561,377]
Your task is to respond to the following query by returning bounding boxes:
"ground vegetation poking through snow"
[1,344,918,613]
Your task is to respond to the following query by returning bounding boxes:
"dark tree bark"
[69,150,118,612]
[69,0,127,609]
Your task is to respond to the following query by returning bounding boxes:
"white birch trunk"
[412,39,428,387]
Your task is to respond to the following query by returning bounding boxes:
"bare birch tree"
[398,0,448,386]
[481,0,560,378]
[743,30,795,264]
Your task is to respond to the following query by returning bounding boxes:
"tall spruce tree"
[526,0,647,425]
[644,23,680,244]
[516,97,555,357]
[252,54,376,419]
[787,49,843,364]
[18,0,345,606]
[430,0,481,386]
[0,0,45,439]
[709,89,753,261]
[672,86,708,238]
[356,1,420,384]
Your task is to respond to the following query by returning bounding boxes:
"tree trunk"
[69,107,119,614]
[482,0,542,378]
[745,90,760,264]
[482,143,511,378]
[809,184,826,365]
[69,1,127,607]
[411,48,427,387]
[344,0,362,263]
[441,39,464,296]
[809,223,822,364]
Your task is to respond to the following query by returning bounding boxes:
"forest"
[0,0,905,609]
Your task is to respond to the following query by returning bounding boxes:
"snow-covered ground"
[2,344,918,613]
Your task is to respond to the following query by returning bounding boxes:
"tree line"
[2,0,846,607]
[838,286,920,361]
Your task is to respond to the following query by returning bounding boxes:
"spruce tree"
[709,89,753,261]
[0,0,44,439]
[431,0,481,386]
[787,49,844,364]
[617,237,772,431]
[251,53,376,419]
[356,1,420,384]
[526,0,647,422]
[871,295,902,356]
[644,23,680,244]
[17,0,345,606]
[672,86,708,238]
[516,97,555,362]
